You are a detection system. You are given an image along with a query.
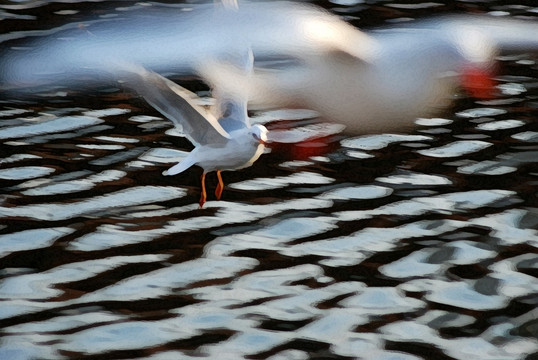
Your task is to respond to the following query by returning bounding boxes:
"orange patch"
[461,65,497,99]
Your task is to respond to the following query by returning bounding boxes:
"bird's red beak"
[461,64,497,100]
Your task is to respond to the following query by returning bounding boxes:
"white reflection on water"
[417,140,492,157]
[376,172,452,186]
[76,144,126,150]
[0,339,57,360]
[476,119,525,131]
[128,115,162,123]
[229,171,334,191]
[455,150,538,175]
[68,198,334,252]
[456,107,508,118]
[59,320,182,355]
[298,308,367,344]
[341,134,432,151]
[0,116,103,140]
[490,255,538,298]
[497,82,527,96]
[470,208,538,247]
[380,240,497,278]
[204,216,338,257]
[0,227,74,257]
[457,160,517,175]
[512,131,538,141]
[415,117,453,126]
[82,108,131,117]
[278,160,315,168]
[318,184,393,200]
[332,333,384,359]
[145,351,205,360]
[0,254,170,300]
[0,108,30,117]
[283,219,464,267]
[94,135,139,143]
[345,149,375,159]
[253,282,362,321]
[336,189,518,220]
[21,169,126,196]
[381,318,537,360]
[79,257,258,302]
[0,186,186,221]
[401,279,506,310]
[380,248,445,278]
[0,300,53,321]
[340,287,425,315]
[0,166,55,180]
[184,264,355,316]
[0,153,41,165]
[447,241,497,265]
[4,311,124,335]
[69,224,161,252]
[200,329,289,358]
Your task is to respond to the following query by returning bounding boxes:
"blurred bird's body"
[2,2,537,134]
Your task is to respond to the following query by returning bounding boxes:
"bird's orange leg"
[215,170,224,200]
[199,172,207,208]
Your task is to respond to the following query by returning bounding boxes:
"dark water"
[1,1,537,359]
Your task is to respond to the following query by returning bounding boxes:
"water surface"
[0,1,537,359]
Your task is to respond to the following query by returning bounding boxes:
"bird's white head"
[250,124,268,144]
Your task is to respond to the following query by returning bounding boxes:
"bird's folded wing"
[115,63,230,146]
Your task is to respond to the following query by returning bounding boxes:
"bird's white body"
[166,125,267,175]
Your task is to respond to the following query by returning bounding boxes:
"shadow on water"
[0,1,537,359]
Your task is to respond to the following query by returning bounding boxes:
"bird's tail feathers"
[163,155,196,176]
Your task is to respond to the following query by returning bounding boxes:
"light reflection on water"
[0,1,537,359]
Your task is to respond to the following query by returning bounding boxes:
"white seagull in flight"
[2,2,538,134]
[115,52,268,208]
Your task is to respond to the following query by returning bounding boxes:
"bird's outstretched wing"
[202,50,254,133]
[115,63,230,146]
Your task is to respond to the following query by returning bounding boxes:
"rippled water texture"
[1,1,537,359]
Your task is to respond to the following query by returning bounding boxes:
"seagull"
[114,52,268,208]
[195,7,538,134]
[2,2,538,134]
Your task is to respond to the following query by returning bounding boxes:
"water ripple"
[417,140,492,157]
[341,134,432,151]
[0,186,186,221]
[0,116,103,140]
[0,166,55,180]
[0,227,74,257]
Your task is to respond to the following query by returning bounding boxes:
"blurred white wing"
[115,63,230,146]
[203,50,255,133]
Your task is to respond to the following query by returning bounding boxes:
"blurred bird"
[2,2,538,134]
